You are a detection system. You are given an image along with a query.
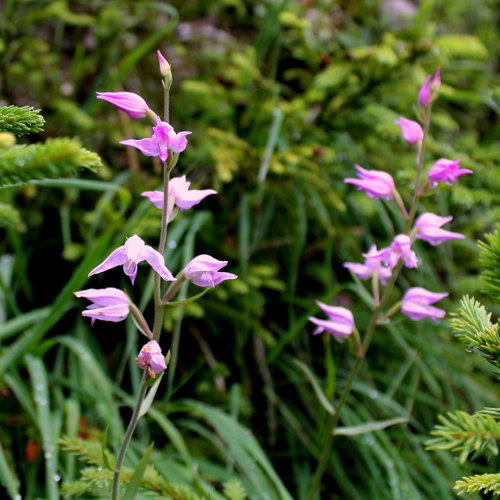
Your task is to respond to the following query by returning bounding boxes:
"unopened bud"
[431,67,440,93]
[157,50,172,88]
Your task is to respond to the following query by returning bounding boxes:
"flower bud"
[157,50,172,88]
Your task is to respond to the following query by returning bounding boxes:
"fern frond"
[455,473,500,495]
[224,479,247,500]
[426,410,500,463]
[450,295,500,356]
[0,138,101,188]
[479,224,500,300]
[0,203,23,230]
[0,106,45,136]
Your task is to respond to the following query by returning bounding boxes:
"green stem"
[111,73,174,500]
[153,164,170,340]
[111,369,148,500]
[405,105,431,233]
[307,106,432,499]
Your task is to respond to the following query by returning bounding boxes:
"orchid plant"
[75,51,236,499]
[306,67,474,498]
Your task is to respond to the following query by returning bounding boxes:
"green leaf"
[293,359,335,415]
[122,443,154,500]
[25,355,59,500]
[163,287,210,306]
[138,373,164,418]
[0,229,114,377]
[333,417,409,436]
[0,442,20,500]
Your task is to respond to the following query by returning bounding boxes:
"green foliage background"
[1,0,500,498]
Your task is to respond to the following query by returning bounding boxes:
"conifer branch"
[455,473,500,495]
[0,106,45,136]
[479,224,500,301]
[426,410,500,463]
[0,138,102,188]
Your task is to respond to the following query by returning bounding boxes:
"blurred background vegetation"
[1,0,500,498]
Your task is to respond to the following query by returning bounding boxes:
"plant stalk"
[111,369,148,500]
[307,105,432,499]
[111,72,173,499]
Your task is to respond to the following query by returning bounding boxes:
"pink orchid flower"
[415,213,465,246]
[183,254,237,287]
[121,118,191,162]
[142,175,217,221]
[88,235,176,285]
[74,288,129,325]
[401,287,448,321]
[309,301,354,338]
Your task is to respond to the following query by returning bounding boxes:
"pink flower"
[394,117,424,145]
[96,91,151,119]
[157,50,171,79]
[344,245,392,284]
[401,287,448,321]
[88,234,176,285]
[121,118,191,162]
[419,76,432,107]
[309,301,354,338]
[136,340,167,378]
[428,158,473,186]
[183,255,237,287]
[389,234,418,268]
[415,213,465,246]
[142,176,217,220]
[344,165,395,199]
[74,288,129,325]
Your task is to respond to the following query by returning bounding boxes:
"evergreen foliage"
[60,437,203,499]
[0,106,45,136]
[426,410,500,463]
[479,225,500,301]
[428,229,500,493]
[223,480,247,500]
[0,203,23,230]
[0,138,102,188]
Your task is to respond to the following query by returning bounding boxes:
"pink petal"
[143,246,176,281]
[141,191,165,210]
[82,303,130,322]
[120,138,160,157]
[168,131,191,153]
[88,245,126,277]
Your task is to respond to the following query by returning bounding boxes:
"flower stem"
[153,164,170,340]
[111,72,174,500]
[111,369,148,500]
[307,107,432,499]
